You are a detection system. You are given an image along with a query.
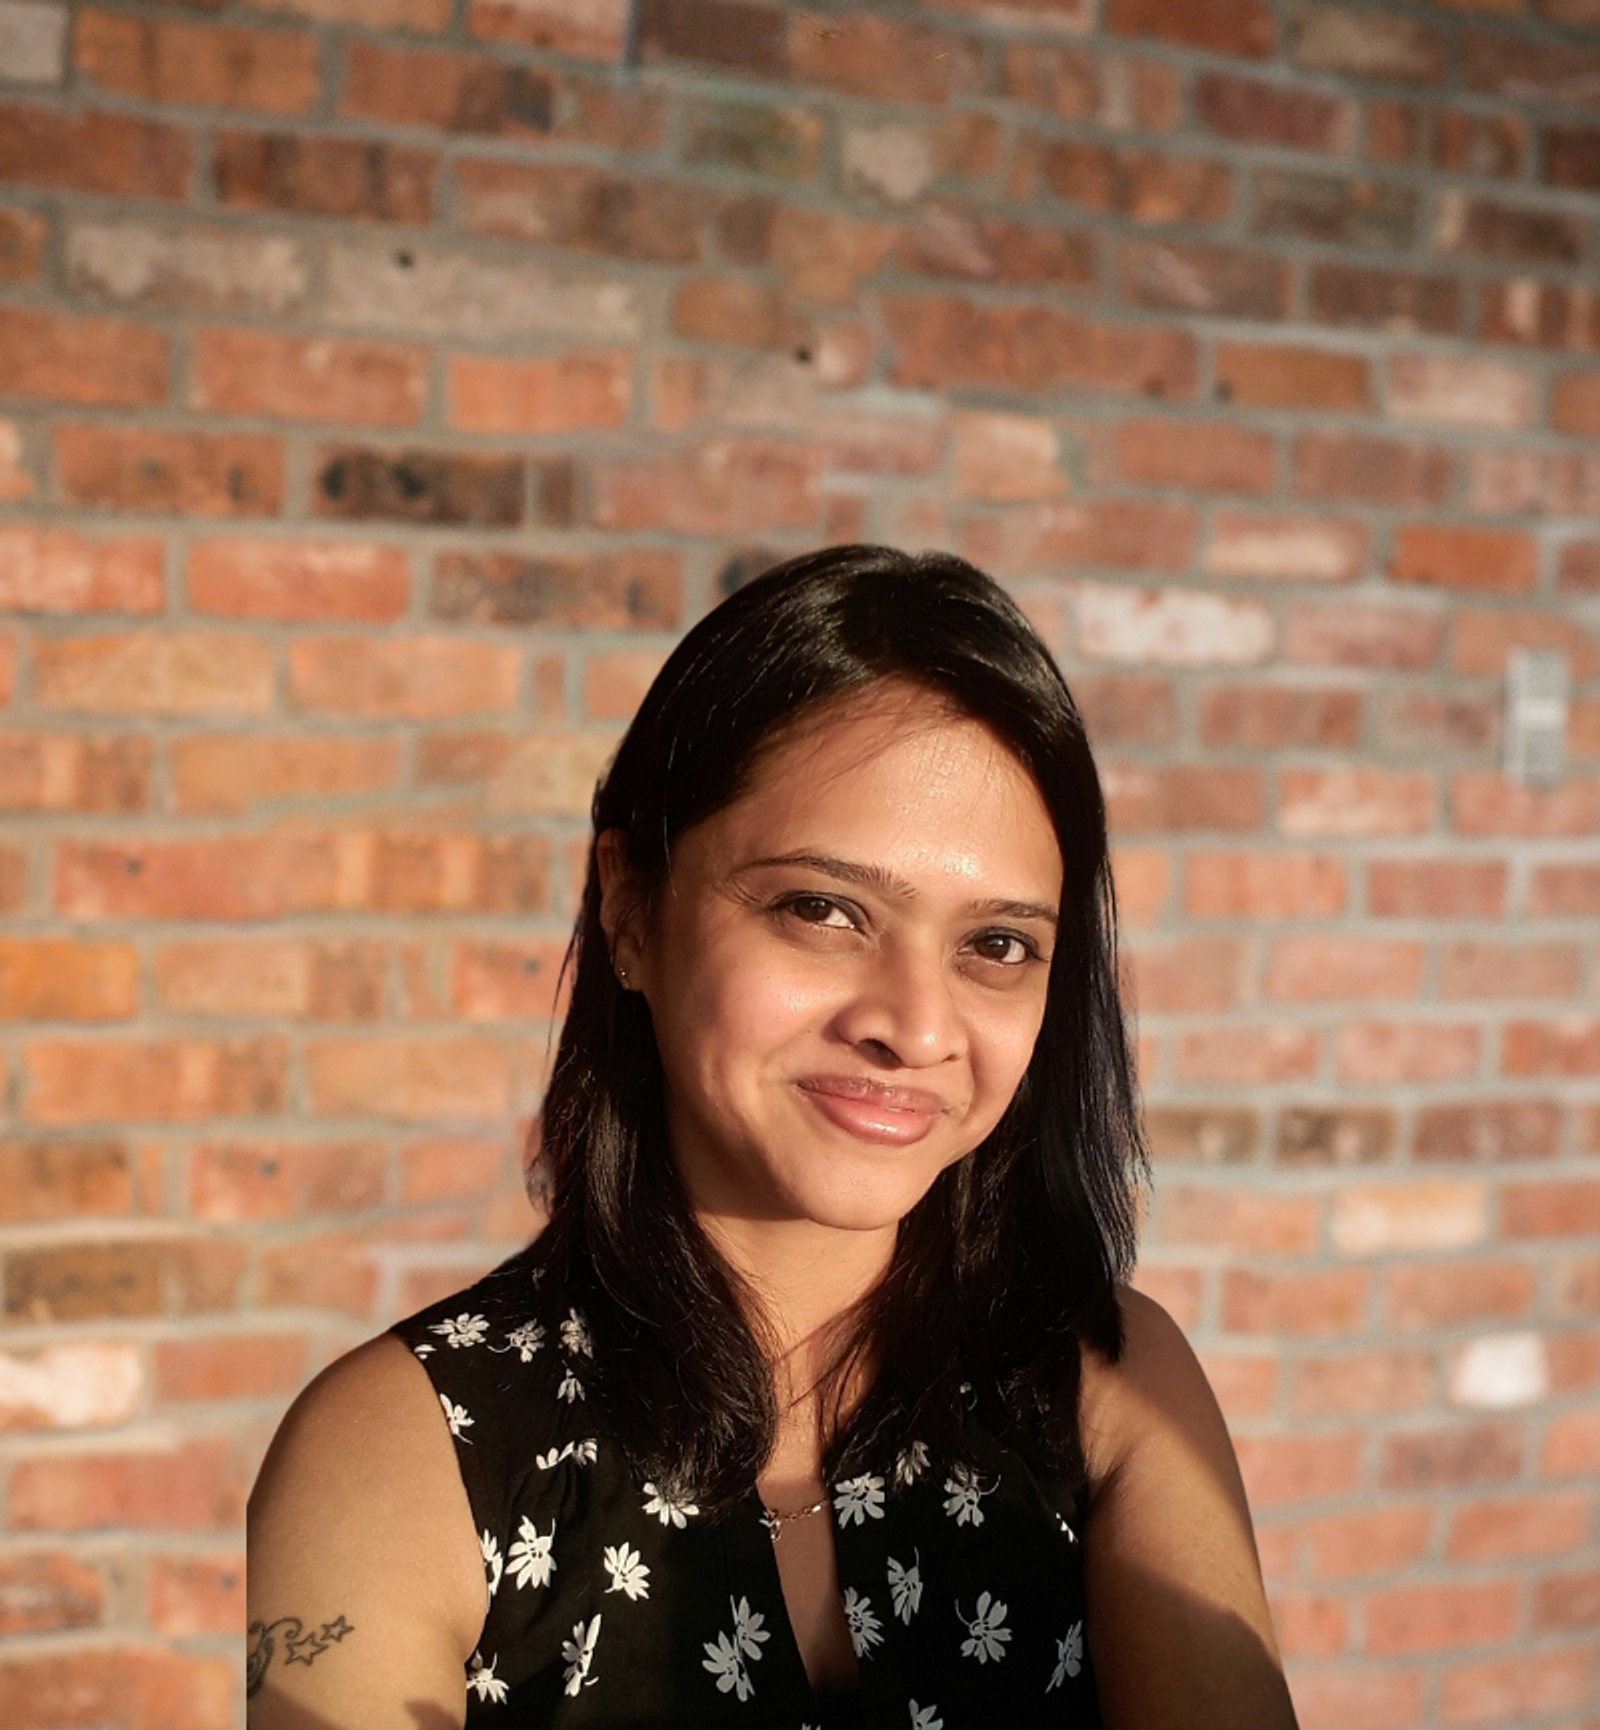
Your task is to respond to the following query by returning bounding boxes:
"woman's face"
[604,687,1063,1240]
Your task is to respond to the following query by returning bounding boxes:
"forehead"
[681,688,1062,891]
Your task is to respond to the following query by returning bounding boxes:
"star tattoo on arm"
[247,1614,356,1697]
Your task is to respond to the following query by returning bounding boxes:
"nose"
[836,940,965,1070]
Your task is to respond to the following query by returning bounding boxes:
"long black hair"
[536,545,1146,1509]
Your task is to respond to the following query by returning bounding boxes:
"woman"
[248,547,1298,1729]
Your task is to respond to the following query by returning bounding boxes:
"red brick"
[187,536,408,623]
[1280,768,1436,836]
[1452,772,1599,838]
[192,328,426,426]
[1367,1581,1518,1656]
[400,1136,505,1204]
[1161,1186,1320,1254]
[1035,140,1231,224]
[1289,1666,1426,1730]
[1000,42,1181,131]
[154,1336,308,1402]
[1198,1352,1277,1420]
[766,205,897,305]
[1145,1108,1259,1167]
[1270,1592,1347,1660]
[1468,447,1600,515]
[1215,343,1373,414]
[1503,1176,1600,1232]
[1368,860,1507,918]
[469,0,627,55]
[0,939,137,1022]
[1449,1492,1592,1562]
[0,844,24,912]
[1184,851,1346,918]
[1337,1021,1480,1083]
[0,1648,234,1730]
[1224,1268,1369,1335]
[1232,1433,1363,1507]
[1204,512,1368,584]
[1381,1422,1524,1490]
[23,1037,286,1124]
[1462,27,1600,103]
[1439,941,1581,1000]
[1253,169,1416,249]
[1451,607,1600,679]
[168,735,401,815]
[288,635,520,717]
[892,209,1097,290]
[1535,1568,1600,1631]
[589,437,820,534]
[256,1229,380,1316]
[157,939,385,1020]
[1101,764,1263,832]
[5,1240,243,1323]
[0,206,47,281]
[0,528,164,614]
[1111,418,1275,493]
[1109,847,1168,926]
[672,276,807,350]
[1332,1179,1488,1256]
[0,1553,104,1634]
[1293,4,1445,79]
[1432,110,1526,180]
[1529,862,1600,915]
[54,425,283,516]
[1178,1026,1320,1083]
[75,10,320,112]
[1308,261,1460,334]
[449,349,631,432]
[305,1035,512,1120]
[885,295,1196,400]
[455,160,704,262]
[1387,1260,1536,1329]
[214,131,434,222]
[1304,1506,1433,1578]
[1553,368,1600,435]
[0,306,167,408]
[1561,542,1600,592]
[1109,0,1273,55]
[1199,687,1362,749]
[1010,507,1201,577]
[0,105,190,199]
[1294,431,1453,506]
[34,633,274,716]
[1121,239,1289,319]
[0,733,152,815]
[1266,936,1424,1002]
[1378,693,1499,756]
[1544,1407,1600,1477]
[1391,524,1538,595]
[1194,70,1353,151]
[1128,1263,1203,1329]
[450,937,570,1020]
[949,412,1066,502]
[148,1555,245,1637]
[1439,1648,1593,1726]
[190,1139,385,1219]
[1436,192,1584,265]
[582,650,662,724]
[1387,353,1539,429]
[1480,279,1600,352]
[1416,1101,1563,1164]
[785,13,986,104]
[10,1437,246,1532]
[315,445,530,527]
[0,1141,132,1224]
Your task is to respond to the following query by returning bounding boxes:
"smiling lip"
[795,1075,948,1146]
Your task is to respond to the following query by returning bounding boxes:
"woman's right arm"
[247,1333,488,1729]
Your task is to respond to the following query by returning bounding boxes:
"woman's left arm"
[1080,1288,1299,1730]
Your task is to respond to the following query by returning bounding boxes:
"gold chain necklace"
[761,1496,827,1541]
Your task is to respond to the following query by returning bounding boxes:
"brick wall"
[1,0,1597,1722]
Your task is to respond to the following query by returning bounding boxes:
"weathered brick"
[450,937,570,1020]
[0,0,67,83]
[1368,860,1507,918]
[186,537,408,623]
[1109,0,1273,56]
[885,295,1196,400]
[838,113,999,206]
[1416,1101,1563,1164]
[1529,862,1600,915]
[1194,70,1353,152]
[1450,608,1599,679]
[430,549,679,630]
[1294,431,1453,506]
[1307,260,1460,334]
[1439,1648,1593,1726]
[1293,1351,1435,1417]
[1480,279,1600,353]
[24,1037,287,1124]
[1144,1106,1258,1165]
[190,1139,385,1219]
[784,13,986,104]
[1392,524,1538,595]
[1214,341,1372,411]
[1337,1021,1480,1083]
[1443,942,1583,1003]
[1125,936,1248,1014]
[0,528,163,614]
[1292,5,1445,80]
[1504,1023,1600,1080]
[588,437,819,534]
[0,732,152,816]
[0,104,189,198]
[1553,368,1600,435]
[1381,1422,1524,1491]
[1534,1567,1600,1630]
[10,1437,247,1532]
[1332,1179,1488,1256]
[257,1228,380,1316]
[456,160,706,262]
[1178,1026,1320,1083]
[468,0,626,54]
[1251,169,1416,249]
[1280,768,1436,836]
[448,349,631,433]
[1233,1433,1364,1507]
[1304,1506,1433,1579]
[681,97,824,178]
[1367,1581,1518,1655]
[1001,42,1180,131]
[305,1035,512,1120]
[1452,773,1598,838]
[1469,446,1600,515]
[1449,1492,1592,1562]
[0,1140,132,1223]
[583,649,664,723]
[1387,354,1539,429]
[0,1648,234,1730]
[1462,28,1600,104]
[0,305,167,407]
[1111,418,1275,493]
[1200,686,1362,749]
[0,204,47,281]
[192,328,426,427]
[1285,1668,1425,1730]
[1036,140,1231,224]
[1277,1107,1393,1168]
[1436,192,1584,264]
[54,425,284,516]
[74,10,320,112]
[155,1337,308,1404]
[1162,1186,1319,1254]
[5,1240,244,1322]
[1378,692,1499,757]
[1185,851,1346,918]
[168,735,401,816]
[157,939,385,1021]
[1285,603,1442,671]
[314,446,525,526]
[1075,582,1268,662]
[1387,1260,1536,1329]
[34,633,274,716]
[1101,763,1263,832]
[0,1553,104,1634]
[148,1554,246,1636]
[288,636,520,718]
[215,131,434,222]
[1267,936,1424,1003]
[1559,540,1600,593]
[1432,110,1525,180]
[64,219,311,316]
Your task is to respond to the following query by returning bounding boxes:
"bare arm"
[247,1334,487,1730]
[1081,1289,1299,1730]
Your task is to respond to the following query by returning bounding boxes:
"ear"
[596,829,650,991]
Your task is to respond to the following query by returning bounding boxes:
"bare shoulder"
[248,1334,485,1728]
[1076,1288,1299,1730]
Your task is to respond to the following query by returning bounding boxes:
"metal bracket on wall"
[1504,648,1569,788]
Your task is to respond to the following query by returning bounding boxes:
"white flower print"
[887,1553,923,1624]
[1048,1620,1084,1691]
[909,1702,943,1730]
[643,1482,699,1527]
[1057,1512,1077,1544]
[842,1587,883,1658]
[942,1465,994,1528]
[431,1312,489,1349]
[506,1516,556,1590]
[832,1474,886,1527]
[603,1542,651,1601]
[439,1393,474,1440]
[702,1596,768,1700]
[467,1650,508,1704]
[557,1368,585,1403]
[500,1321,545,1362]
[957,1591,1013,1665]
[560,1309,593,1357]
[893,1440,930,1486]
[561,1614,601,1696]
[412,1341,435,1359]
[731,1595,769,1662]
[536,1437,599,1470]
[480,1530,503,1598]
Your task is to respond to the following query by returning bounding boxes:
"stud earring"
[617,966,629,987]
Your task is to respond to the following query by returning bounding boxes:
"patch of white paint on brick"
[0,0,67,83]
[1331,1180,1489,1256]
[841,123,938,204]
[1449,1332,1549,1410]
[1075,583,1275,666]
[0,1342,143,1430]
[66,222,312,317]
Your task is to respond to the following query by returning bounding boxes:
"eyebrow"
[736,851,1059,926]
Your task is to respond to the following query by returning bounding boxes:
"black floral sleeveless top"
[393,1244,1104,1729]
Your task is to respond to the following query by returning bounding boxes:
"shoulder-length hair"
[537,545,1146,1509]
